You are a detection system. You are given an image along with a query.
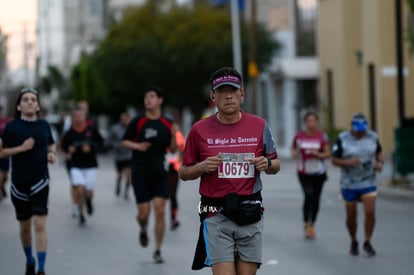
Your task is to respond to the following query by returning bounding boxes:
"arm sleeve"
[1,123,12,147]
[94,128,104,147]
[181,128,199,166]
[176,130,186,151]
[47,123,55,145]
[323,132,330,145]
[61,132,70,152]
[122,117,138,141]
[263,122,278,159]
[291,134,297,150]
[376,139,382,154]
[332,138,343,158]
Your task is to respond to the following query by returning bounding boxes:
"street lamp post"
[395,0,405,126]
[230,0,242,74]
[248,0,258,114]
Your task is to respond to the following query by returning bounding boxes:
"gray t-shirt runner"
[108,122,132,161]
[332,130,382,190]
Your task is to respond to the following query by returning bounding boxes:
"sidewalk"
[279,157,414,201]
[376,159,414,200]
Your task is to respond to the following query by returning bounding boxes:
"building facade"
[37,0,105,77]
[247,0,320,157]
[318,0,414,156]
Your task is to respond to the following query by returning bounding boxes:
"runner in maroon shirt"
[291,111,330,239]
[0,105,12,201]
[179,67,280,275]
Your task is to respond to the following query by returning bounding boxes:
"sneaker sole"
[139,233,149,247]
[364,250,376,257]
[153,254,164,264]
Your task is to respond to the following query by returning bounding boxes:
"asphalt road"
[0,154,413,275]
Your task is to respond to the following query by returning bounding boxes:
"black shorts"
[132,170,169,204]
[10,177,49,221]
[115,160,131,172]
[0,157,10,172]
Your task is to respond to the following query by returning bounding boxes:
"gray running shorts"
[203,213,263,266]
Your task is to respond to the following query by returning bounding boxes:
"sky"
[0,0,37,72]
[0,0,189,73]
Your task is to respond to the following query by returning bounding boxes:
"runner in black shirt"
[122,87,177,263]
[61,107,103,225]
[0,88,55,275]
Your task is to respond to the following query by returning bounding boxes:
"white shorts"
[70,168,97,190]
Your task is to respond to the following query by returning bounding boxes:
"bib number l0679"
[218,153,255,178]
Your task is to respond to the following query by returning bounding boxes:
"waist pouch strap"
[201,192,263,226]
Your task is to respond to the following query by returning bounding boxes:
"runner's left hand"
[248,156,269,171]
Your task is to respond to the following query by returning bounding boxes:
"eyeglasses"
[20,88,38,95]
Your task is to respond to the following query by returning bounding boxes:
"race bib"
[304,159,323,174]
[218,153,255,178]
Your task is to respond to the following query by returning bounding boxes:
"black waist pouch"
[222,193,262,226]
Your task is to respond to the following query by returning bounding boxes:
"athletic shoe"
[79,214,86,226]
[115,184,120,196]
[304,225,315,239]
[363,241,376,256]
[171,220,180,231]
[37,272,45,275]
[71,205,79,218]
[350,240,359,256]
[25,262,35,275]
[86,198,93,215]
[308,225,316,239]
[153,250,164,264]
[139,231,149,247]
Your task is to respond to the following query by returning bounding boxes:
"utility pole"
[230,0,242,74]
[248,0,259,114]
[23,22,29,85]
[395,0,405,126]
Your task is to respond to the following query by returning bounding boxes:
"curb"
[377,184,414,200]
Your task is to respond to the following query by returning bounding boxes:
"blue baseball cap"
[351,113,368,132]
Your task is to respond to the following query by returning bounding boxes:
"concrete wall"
[318,0,414,156]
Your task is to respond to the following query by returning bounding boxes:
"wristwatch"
[266,157,272,169]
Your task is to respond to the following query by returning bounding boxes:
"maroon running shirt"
[292,131,329,175]
[182,113,278,198]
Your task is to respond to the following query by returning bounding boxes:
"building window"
[89,0,101,16]
[294,0,318,57]
[296,79,318,130]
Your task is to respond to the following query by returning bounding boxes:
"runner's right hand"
[138,141,152,152]
[347,157,360,167]
[198,154,222,174]
[21,137,35,151]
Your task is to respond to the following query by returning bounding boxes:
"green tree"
[408,0,414,54]
[71,2,279,116]
[70,55,111,110]
[36,65,71,112]
[37,65,66,93]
